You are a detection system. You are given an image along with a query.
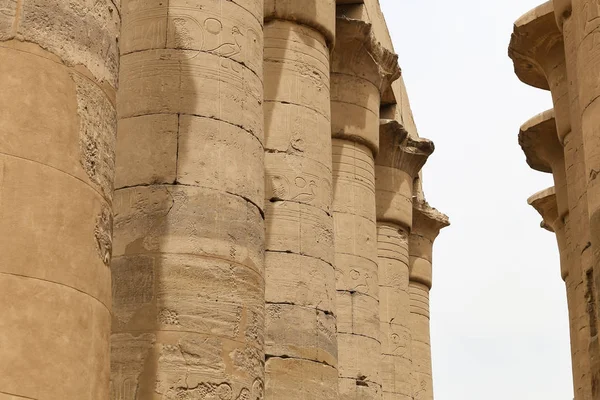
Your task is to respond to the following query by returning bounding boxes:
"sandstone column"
[510,4,594,397]
[110,1,266,398]
[0,2,119,399]
[408,202,449,400]
[520,111,588,396]
[375,120,435,400]
[261,1,338,398]
[330,17,400,399]
[529,188,581,373]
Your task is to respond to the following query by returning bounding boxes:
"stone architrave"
[408,202,449,400]
[110,0,266,398]
[510,4,595,397]
[262,1,339,399]
[0,2,119,399]
[330,16,401,400]
[375,120,435,400]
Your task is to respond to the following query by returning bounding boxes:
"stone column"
[529,187,565,272]
[375,120,434,400]
[520,111,590,397]
[110,1,265,398]
[330,17,400,400]
[0,2,119,399]
[261,1,338,399]
[510,4,595,398]
[408,202,449,400]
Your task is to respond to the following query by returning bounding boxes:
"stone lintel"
[264,0,336,46]
[518,109,562,173]
[528,186,559,232]
[508,1,563,90]
[332,17,401,93]
[376,120,434,177]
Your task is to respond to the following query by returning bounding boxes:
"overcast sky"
[379,1,570,399]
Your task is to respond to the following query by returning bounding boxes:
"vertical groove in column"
[331,17,401,400]
[262,1,338,397]
[0,1,120,398]
[408,204,449,400]
[111,0,266,398]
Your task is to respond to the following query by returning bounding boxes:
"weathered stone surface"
[112,0,265,396]
[0,6,117,396]
[263,5,338,396]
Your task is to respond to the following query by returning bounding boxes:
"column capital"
[332,17,401,93]
[376,119,435,177]
[264,0,336,46]
[519,109,562,173]
[409,201,449,288]
[509,1,564,91]
[528,186,569,280]
[412,201,450,244]
[528,186,559,232]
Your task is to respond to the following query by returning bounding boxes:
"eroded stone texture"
[331,16,401,400]
[375,120,435,400]
[0,0,118,396]
[262,2,338,397]
[510,4,596,397]
[408,203,449,400]
[111,0,266,397]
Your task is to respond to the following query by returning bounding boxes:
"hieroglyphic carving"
[95,205,113,267]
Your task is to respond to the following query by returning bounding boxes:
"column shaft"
[409,249,434,400]
[375,121,433,400]
[262,1,338,398]
[0,1,119,398]
[331,19,400,400]
[111,1,266,398]
[562,8,597,396]
[378,224,412,400]
[407,204,448,400]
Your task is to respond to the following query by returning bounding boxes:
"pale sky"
[379,1,569,399]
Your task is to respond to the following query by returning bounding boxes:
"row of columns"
[0,1,449,399]
[509,0,600,397]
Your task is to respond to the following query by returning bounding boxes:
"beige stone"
[375,119,435,400]
[331,15,401,400]
[408,202,449,400]
[510,2,598,396]
[262,2,338,398]
[0,1,118,395]
[111,0,266,397]
[0,1,446,397]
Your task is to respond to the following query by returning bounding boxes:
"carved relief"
[95,204,113,267]
[0,0,17,39]
[582,0,600,33]
[72,73,117,202]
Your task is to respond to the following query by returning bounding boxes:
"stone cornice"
[264,0,336,47]
[518,109,562,173]
[332,17,401,93]
[376,120,435,178]
[528,186,559,232]
[508,1,564,90]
